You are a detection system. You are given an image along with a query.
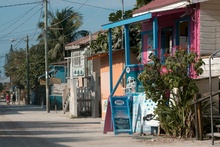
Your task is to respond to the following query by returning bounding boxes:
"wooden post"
[197,101,203,140]
[194,94,199,140]
[54,96,57,113]
[196,94,203,140]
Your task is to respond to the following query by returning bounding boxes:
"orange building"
[88,49,139,120]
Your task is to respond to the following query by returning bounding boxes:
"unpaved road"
[0,101,219,147]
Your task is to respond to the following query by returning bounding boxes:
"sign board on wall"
[125,64,144,93]
[40,78,61,85]
[53,83,67,96]
[110,96,132,135]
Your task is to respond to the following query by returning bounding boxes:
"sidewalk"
[0,102,220,147]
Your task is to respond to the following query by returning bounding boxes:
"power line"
[30,5,44,41]
[0,32,40,43]
[0,29,41,38]
[0,2,42,9]
[50,0,89,27]
[0,3,41,34]
[0,6,43,40]
[60,0,117,11]
[80,0,112,30]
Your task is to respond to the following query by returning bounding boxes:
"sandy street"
[0,101,219,147]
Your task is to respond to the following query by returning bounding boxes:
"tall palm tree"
[37,7,89,62]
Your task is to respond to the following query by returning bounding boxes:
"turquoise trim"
[161,29,165,64]
[108,29,113,93]
[124,24,130,65]
[175,17,191,74]
[175,20,180,46]
[153,17,158,57]
[102,13,152,29]
[175,17,190,50]
[161,26,173,64]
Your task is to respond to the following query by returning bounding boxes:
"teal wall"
[49,95,62,110]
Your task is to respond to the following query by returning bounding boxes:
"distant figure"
[12,92,16,105]
[6,93,10,105]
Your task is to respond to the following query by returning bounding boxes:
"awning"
[102,13,152,29]
[133,1,190,17]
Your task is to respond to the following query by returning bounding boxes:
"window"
[161,27,173,63]
[178,20,189,47]
[72,51,81,66]
[142,31,154,63]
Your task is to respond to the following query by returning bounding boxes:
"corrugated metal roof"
[133,0,185,15]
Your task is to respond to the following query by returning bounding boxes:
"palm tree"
[37,7,89,62]
[135,0,152,8]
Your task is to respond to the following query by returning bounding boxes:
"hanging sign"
[110,96,132,135]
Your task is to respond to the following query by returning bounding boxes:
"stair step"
[202,114,220,119]
[216,124,220,132]
[216,124,220,128]
[206,132,220,138]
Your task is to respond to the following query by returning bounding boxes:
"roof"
[65,30,105,50]
[133,0,189,16]
[87,49,125,61]
[50,60,67,66]
[0,77,10,83]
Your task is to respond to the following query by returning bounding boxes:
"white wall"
[200,0,220,55]
[200,0,220,78]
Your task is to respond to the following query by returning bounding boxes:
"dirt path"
[0,101,219,147]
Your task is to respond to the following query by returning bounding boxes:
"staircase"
[63,95,69,114]
[192,92,220,141]
[203,114,220,138]
[206,124,220,138]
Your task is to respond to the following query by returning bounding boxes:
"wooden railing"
[192,90,220,140]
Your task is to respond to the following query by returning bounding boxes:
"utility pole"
[44,0,50,113]
[26,35,30,104]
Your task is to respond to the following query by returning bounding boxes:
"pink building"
[102,0,220,135]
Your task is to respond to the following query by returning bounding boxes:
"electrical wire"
[0,29,41,38]
[13,37,26,49]
[30,5,44,41]
[0,31,41,43]
[0,3,41,34]
[80,0,112,31]
[0,1,42,8]
[0,6,43,40]
[50,0,89,27]
[60,0,117,11]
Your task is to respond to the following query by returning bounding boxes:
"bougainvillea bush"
[138,47,204,138]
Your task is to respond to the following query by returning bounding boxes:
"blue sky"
[0,0,136,78]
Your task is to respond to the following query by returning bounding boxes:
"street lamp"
[10,39,16,50]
